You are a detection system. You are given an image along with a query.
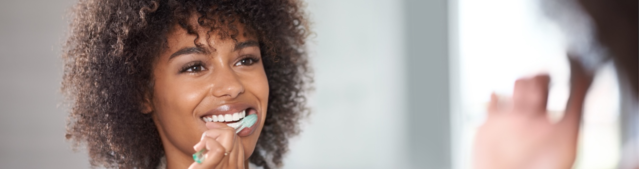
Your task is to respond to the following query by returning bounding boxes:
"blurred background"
[0,0,623,168]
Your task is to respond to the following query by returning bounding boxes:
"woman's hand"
[189,122,246,169]
[472,57,594,169]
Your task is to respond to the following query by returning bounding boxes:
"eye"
[180,61,207,73]
[234,56,260,66]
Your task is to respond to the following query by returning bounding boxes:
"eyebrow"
[169,46,207,60]
[234,40,259,51]
[168,40,259,60]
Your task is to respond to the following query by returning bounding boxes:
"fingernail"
[193,142,201,150]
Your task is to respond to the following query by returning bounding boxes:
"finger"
[203,124,237,155]
[193,137,206,152]
[560,55,594,126]
[216,140,238,169]
[218,134,243,169]
[229,136,246,169]
[188,162,198,169]
[236,137,245,169]
[225,137,240,169]
[487,92,512,115]
[512,74,551,115]
[193,129,222,152]
[199,137,227,169]
[487,92,500,116]
[189,136,228,169]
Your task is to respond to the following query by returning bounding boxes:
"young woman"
[61,0,311,168]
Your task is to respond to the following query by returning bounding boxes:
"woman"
[61,0,311,168]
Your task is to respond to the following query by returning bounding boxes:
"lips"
[198,104,260,136]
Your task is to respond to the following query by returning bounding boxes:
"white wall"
[283,0,409,168]
[0,0,91,168]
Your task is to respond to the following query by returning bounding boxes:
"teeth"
[233,113,240,121]
[202,109,248,122]
[216,115,224,122]
[223,114,231,122]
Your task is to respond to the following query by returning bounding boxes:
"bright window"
[453,0,620,168]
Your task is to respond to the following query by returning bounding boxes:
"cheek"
[256,75,270,105]
[254,71,270,114]
[258,67,270,102]
[241,67,270,107]
[151,72,210,152]
[153,77,206,117]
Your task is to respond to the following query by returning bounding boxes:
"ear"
[141,92,154,114]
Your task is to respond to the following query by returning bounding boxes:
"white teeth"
[224,114,232,122]
[217,115,224,122]
[203,109,249,122]
[232,113,240,121]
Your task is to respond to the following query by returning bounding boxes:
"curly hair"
[61,0,311,168]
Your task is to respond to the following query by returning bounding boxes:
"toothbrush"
[193,114,258,164]
[227,114,258,134]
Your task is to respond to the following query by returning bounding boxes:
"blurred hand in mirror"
[473,56,594,169]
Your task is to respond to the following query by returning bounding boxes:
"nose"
[209,67,245,99]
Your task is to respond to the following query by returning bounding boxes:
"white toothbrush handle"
[235,126,246,134]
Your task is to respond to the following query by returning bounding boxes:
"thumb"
[560,55,595,126]
[236,137,246,168]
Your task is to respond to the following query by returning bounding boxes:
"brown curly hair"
[61,0,311,168]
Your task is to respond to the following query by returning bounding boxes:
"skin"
[473,0,636,168]
[473,57,593,169]
[143,20,269,169]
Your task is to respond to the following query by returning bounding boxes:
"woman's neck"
[163,144,193,169]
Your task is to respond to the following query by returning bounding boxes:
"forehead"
[170,24,254,45]
[165,13,257,51]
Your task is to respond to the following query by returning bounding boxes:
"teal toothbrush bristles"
[235,114,257,134]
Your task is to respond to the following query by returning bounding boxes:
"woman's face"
[148,22,269,166]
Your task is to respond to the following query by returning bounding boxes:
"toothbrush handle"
[193,148,206,164]
[235,126,245,134]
